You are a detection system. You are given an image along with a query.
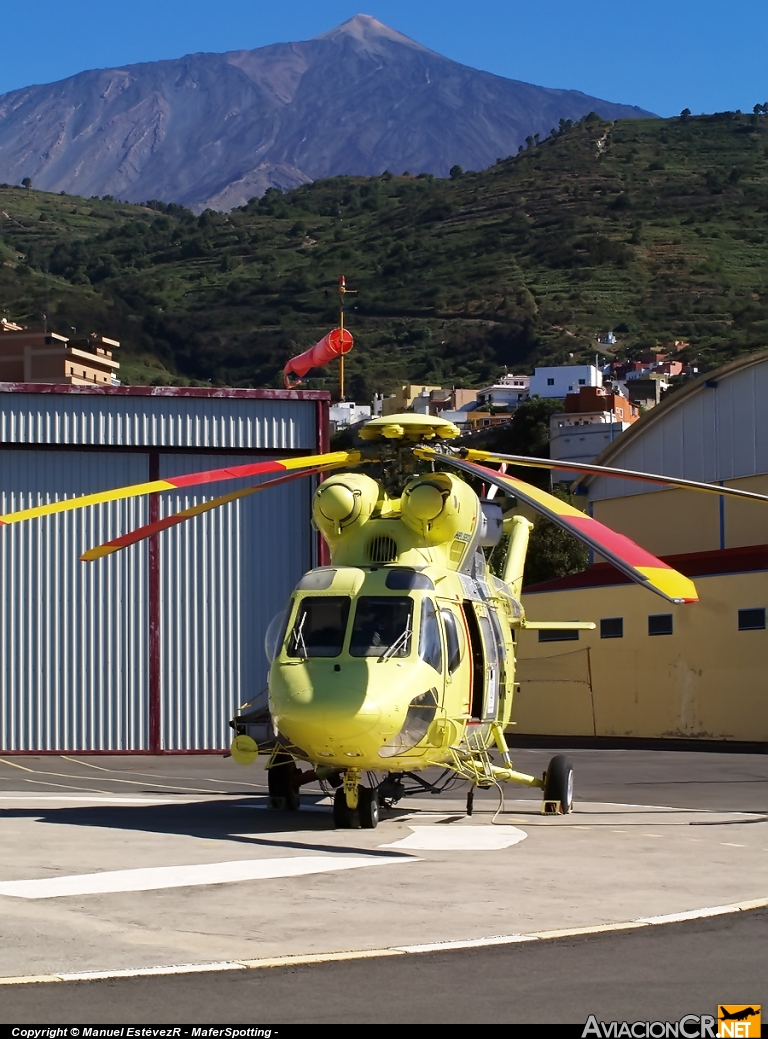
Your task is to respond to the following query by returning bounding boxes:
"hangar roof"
[581,349,768,501]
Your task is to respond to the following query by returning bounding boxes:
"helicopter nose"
[274,694,383,742]
[269,667,385,747]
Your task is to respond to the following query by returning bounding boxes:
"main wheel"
[543,755,574,814]
[333,787,358,828]
[358,787,380,829]
[268,752,300,811]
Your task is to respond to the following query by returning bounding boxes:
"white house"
[329,401,372,431]
[529,365,602,399]
[475,374,531,408]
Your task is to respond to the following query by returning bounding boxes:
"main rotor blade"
[81,465,339,561]
[460,448,768,504]
[429,452,698,604]
[0,450,360,527]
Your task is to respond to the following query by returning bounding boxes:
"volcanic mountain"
[0,15,654,211]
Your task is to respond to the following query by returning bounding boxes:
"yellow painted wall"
[593,475,768,556]
[722,475,768,548]
[592,489,720,555]
[515,570,768,741]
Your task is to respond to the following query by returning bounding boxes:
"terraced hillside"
[1,110,767,392]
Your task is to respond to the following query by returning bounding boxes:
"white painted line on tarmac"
[394,934,535,953]
[0,795,204,804]
[1,896,765,986]
[236,802,329,813]
[56,961,247,981]
[379,825,528,851]
[637,905,746,925]
[0,854,417,899]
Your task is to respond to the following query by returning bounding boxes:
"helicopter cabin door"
[462,603,500,721]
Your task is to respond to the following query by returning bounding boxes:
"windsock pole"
[337,274,356,401]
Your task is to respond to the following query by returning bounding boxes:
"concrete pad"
[0,752,765,980]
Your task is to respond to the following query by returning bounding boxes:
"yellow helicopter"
[2,408,766,829]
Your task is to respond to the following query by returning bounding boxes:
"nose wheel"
[333,785,379,828]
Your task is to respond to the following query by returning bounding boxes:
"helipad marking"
[379,825,528,851]
[0,897,765,986]
[0,854,416,899]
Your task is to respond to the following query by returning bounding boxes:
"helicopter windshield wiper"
[379,621,411,662]
[291,613,308,659]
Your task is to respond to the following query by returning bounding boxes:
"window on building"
[538,629,579,643]
[578,378,586,385]
[738,608,766,631]
[648,614,673,636]
[547,378,555,386]
[601,617,623,639]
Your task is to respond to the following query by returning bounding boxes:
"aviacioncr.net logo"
[582,1016,718,1038]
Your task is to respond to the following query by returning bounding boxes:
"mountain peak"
[314,14,429,52]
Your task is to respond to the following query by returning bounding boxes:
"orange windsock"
[283,328,354,388]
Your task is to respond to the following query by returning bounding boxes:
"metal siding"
[0,450,149,751]
[0,394,317,450]
[590,359,768,502]
[158,455,314,750]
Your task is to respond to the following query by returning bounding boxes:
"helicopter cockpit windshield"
[287,597,350,658]
[349,597,413,658]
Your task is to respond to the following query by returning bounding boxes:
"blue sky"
[1,1,766,118]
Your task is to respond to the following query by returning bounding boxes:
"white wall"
[529,365,602,398]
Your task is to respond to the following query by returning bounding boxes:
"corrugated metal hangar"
[0,384,329,753]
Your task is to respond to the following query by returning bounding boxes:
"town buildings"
[0,320,121,385]
[549,385,639,476]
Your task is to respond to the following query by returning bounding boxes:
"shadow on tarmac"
[0,797,415,858]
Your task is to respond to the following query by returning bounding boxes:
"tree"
[21,177,31,189]
[449,165,463,180]
[680,108,691,119]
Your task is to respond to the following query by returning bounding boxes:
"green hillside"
[1,109,768,392]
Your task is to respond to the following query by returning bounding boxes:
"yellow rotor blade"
[81,465,341,561]
[459,448,768,504]
[426,451,698,604]
[0,450,360,527]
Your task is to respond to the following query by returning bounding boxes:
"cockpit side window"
[440,608,463,675]
[287,596,350,658]
[350,597,414,658]
[419,598,443,673]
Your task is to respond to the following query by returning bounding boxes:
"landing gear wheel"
[268,752,300,811]
[358,787,380,829]
[543,755,574,814]
[333,787,358,828]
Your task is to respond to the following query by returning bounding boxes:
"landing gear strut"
[333,769,379,828]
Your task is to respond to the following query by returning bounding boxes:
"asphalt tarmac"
[2,906,766,1024]
[0,747,765,1024]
